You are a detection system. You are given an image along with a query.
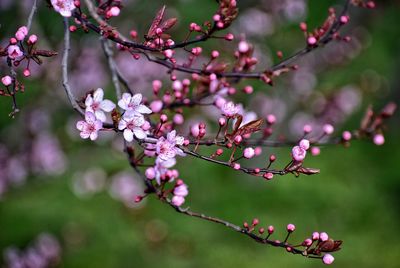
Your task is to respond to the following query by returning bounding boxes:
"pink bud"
[307,36,317,45]
[323,124,334,135]
[263,172,273,180]
[254,147,262,156]
[303,238,313,246]
[342,131,352,141]
[340,15,349,24]
[299,139,310,150]
[234,135,242,144]
[152,80,162,93]
[319,232,329,241]
[287,224,296,232]
[312,232,320,240]
[311,146,320,156]
[130,30,138,39]
[224,33,234,41]
[173,114,184,125]
[23,69,31,77]
[252,218,259,226]
[28,34,38,44]
[172,80,183,91]
[1,76,12,86]
[322,254,335,265]
[141,121,151,131]
[238,41,250,53]
[233,163,241,170]
[145,167,156,180]
[216,149,223,156]
[303,124,312,134]
[160,114,168,123]
[211,50,220,58]
[213,14,221,22]
[109,6,120,17]
[373,134,385,145]
[243,147,255,159]
[15,30,26,41]
[218,117,226,126]
[299,22,307,31]
[266,114,276,124]
[268,225,274,234]
[163,49,174,58]
[243,85,253,94]
[150,100,163,113]
[18,26,28,35]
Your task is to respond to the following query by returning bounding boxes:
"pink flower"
[292,145,306,161]
[174,183,189,197]
[221,101,238,117]
[299,139,310,150]
[76,112,103,140]
[156,130,185,160]
[1,76,12,86]
[85,88,116,122]
[319,232,329,241]
[154,158,176,184]
[243,147,255,159]
[322,254,335,265]
[7,45,23,59]
[51,0,76,17]
[118,113,147,142]
[171,195,185,206]
[118,93,152,115]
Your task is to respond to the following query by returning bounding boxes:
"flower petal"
[80,131,90,139]
[136,104,152,114]
[89,131,98,141]
[76,121,86,131]
[95,110,106,122]
[131,94,142,106]
[85,95,93,107]
[100,99,116,112]
[133,128,147,140]
[93,88,104,102]
[123,129,134,142]
[85,111,96,124]
[118,119,127,130]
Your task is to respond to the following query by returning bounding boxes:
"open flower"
[156,130,185,160]
[76,112,103,141]
[221,101,239,117]
[292,145,306,161]
[152,158,177,185]
[85,88,116,122]
[118,113,147,142]
[118,93,152,115]
[51,0,76,17]
[7,45,23,60]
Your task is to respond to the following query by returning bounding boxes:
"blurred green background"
[1,0,400,267]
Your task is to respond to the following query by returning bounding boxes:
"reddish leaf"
[147,5,166,38]
[161,18,178,32]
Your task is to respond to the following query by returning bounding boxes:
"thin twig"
[62,18,84,116]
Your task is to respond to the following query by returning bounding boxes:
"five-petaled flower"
[156,130,185,161]
[76,112,103,141]
[221,101,239,117]
[51,0,76,17]
[85,88,116,122]
[118,113,147,142]
[118,93,152,116]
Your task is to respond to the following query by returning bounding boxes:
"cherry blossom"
[7,45,23,59]
[322,254,335,265]
[292,145,306,161]
[50,0,76,17]
[76,112,103,141]
[152,158,177,184]
[117,93,152,116]
[221,101,239,117]
[156,130,185,161]
[85,88,116,122]
[118,113,147,142]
